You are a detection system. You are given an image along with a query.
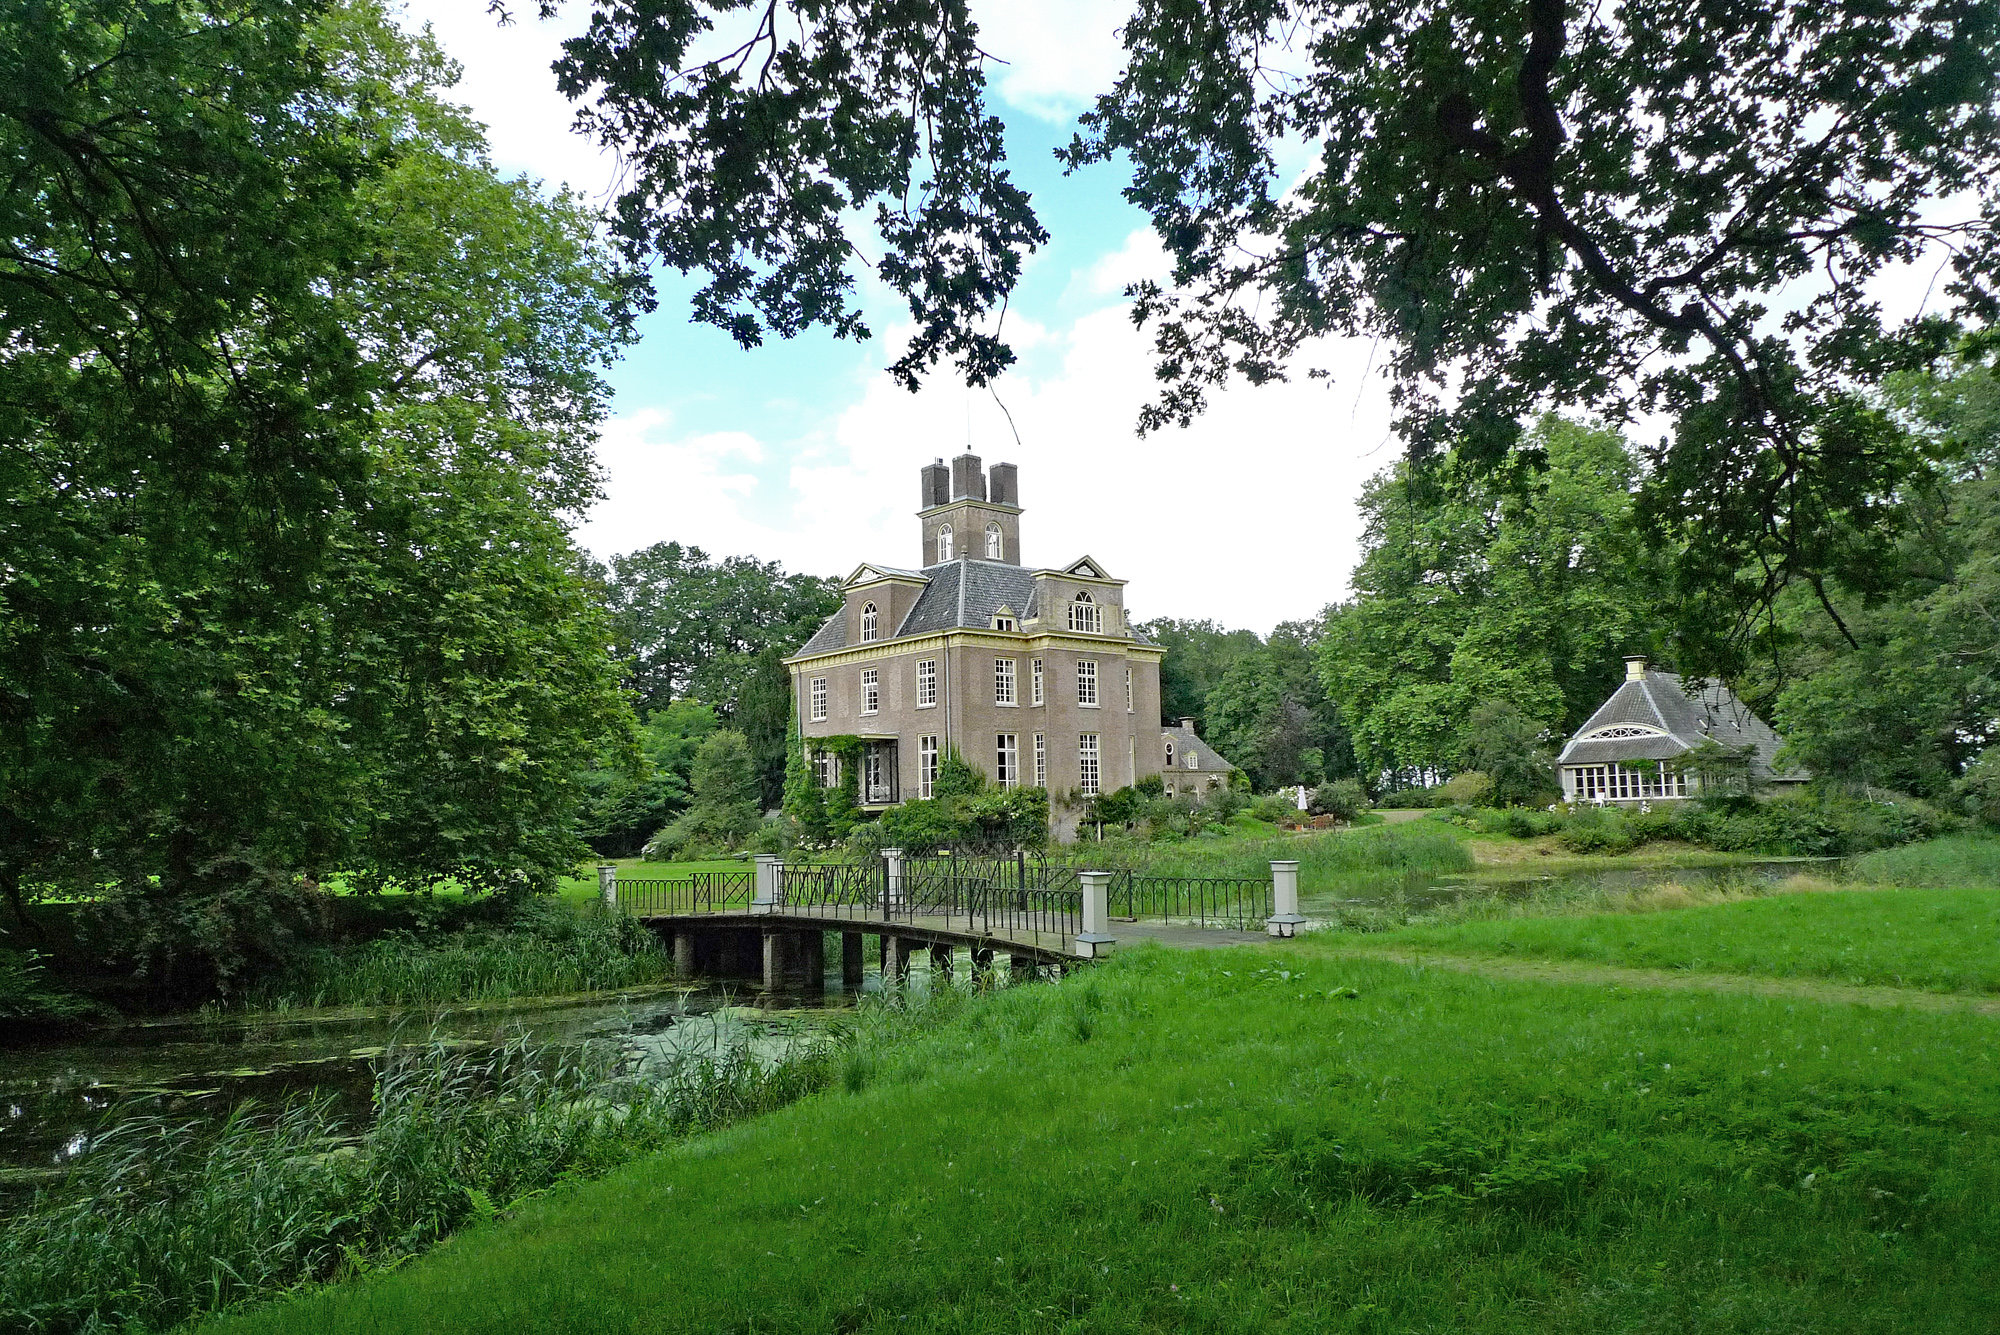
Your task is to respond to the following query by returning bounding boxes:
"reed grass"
[0,1021,843,1334]
[254,906,671,1009]
[1849,832,2000,889]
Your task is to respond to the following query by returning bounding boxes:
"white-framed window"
[1031,658,1044,706]
[860,601,878,641]
[813,748,835,788]
[1069,591,1101,634]
[863,746,885,800]
[985,522,1003,559]
[1165,738,1175,768]
[919,735,939,798]
[1077,659,1098,707]
[1569,763,1687,801]
[1125,666,1133,712]
[916,658,937,708]
[860,667,879,715]
[1033,733,1046,787]
[1186,748,1199,770]
[937,524,954,562]
[995,657,1016,706]
[996,734,1019,787]
[993,608,1017,632]
[810,677,827,722]
[1078,733,1100,796]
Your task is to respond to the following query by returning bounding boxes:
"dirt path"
[1315,945,2000,1017]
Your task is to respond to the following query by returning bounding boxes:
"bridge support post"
[762,928,786,990]
[1267,860,1304,938]
[673,930,695,978]
[752,854,782,914]
[1073,871,1117,959]
[799,931,826,991]
[842,933,865,989]
[929,942,954,978]
[597,864,618,909]
[882,935,911,986]
[881,848,904,913]
[971,946,995,987]
[1010,953,1036,981]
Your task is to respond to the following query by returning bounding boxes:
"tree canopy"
[1,0,635,975]
[528,0,2000,672]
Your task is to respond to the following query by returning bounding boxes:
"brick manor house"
[787,454,1203,835]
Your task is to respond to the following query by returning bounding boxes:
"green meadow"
[208,922,2000,1334]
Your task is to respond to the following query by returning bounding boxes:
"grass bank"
[1850,833,2000,889]
[6,997,983,1333]
[210,943,1999,1334]
[1359,881,2000,994]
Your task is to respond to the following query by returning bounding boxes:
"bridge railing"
[614,870,753,916]
[776,862,884,911]
[1110,873,1273,930]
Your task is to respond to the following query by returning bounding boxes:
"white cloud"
[396,0,620,198]
[970,0,1133,121]
[581,304,1396,634]
[1078,228,1168,298]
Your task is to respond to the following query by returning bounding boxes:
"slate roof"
[897,559,1038,637]
[1160,722,1239,774]
[792,558,1056,657]
[1557,670,1805,781]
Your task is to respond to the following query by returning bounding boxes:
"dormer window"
[937,524,954,562]
[985,522,1003,559]
[1165,739,1175,768]
[860,601,879,642]
[992,604,1017,632]
[1069,591,1101,634]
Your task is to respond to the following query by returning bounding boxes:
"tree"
[1204,621,1356,790]
[600,542,838,715]
[1318,416,1667,785]
[1140,618,1264,729]
[1,1,635,982]
[578,702,718,857]
[1459,701,1559,807]
[531,0,2000,676]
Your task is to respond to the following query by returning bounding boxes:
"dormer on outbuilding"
[918,452,1022,566]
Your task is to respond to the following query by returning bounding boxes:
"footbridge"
[601,852,1305,991]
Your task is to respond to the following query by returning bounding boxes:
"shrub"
[1309,779,1369,821]
[1435,771,1494,807]
[1250,793,1299,824]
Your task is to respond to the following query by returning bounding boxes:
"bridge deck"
[636,907,1275,963]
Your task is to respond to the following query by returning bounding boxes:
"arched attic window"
[861,602,879,641]
[1164,739,1176,768]
[937,524,954,562]
[985,522,1003,559]
[1068,591,1101,633]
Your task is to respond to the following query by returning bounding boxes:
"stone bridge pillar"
[1074,871,1116,959]
[596,864,617,908]
[881,848,904,911]
[1267,860,1303,938]
[752,854,782,914]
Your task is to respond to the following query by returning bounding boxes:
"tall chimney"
[920,458,949,508]
[988,461,1018,506]
[1624,655,1648,682]
[1180,717,1197,732]
[950,452,986,501]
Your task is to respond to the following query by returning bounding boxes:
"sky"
[397,0,1398,635]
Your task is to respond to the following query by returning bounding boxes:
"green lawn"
[210,943,2000,1334]
[1355,883,2000,994]
[1850,834,2000,890]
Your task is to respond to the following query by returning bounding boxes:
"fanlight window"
[1585,725,1658,740]
[985,522,1003,559]
[937,524,954,562]
[1068,591,1101,633]
[860,601,878,641]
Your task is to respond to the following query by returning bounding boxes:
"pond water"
[4,856,1834,1199]
[0,967,913,1201]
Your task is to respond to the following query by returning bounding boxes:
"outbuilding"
[1557,656,1807,803]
